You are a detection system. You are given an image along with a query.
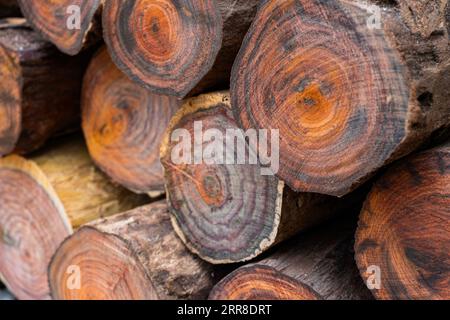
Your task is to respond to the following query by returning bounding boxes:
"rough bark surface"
[0,19,87,156]
[231,0,450,197]
[210,218,374,300]
[49,202,217,300]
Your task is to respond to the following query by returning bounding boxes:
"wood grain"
[161,91,363,264]
[231,0,450,197]
[82,47,180,195]
[355,143,450,300]
[102,0,259,98]
[18,0,102,55]
[210,218,373,300]
[0,136,147,300]
[49,202,216,300]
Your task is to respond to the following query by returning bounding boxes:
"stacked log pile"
[0,137,147,299]
[49,202,218,300]
[0,18,88,156]
[160,91,365,264]
[0,0,448,301]
[231,0,450,197]
[209,218,374,300]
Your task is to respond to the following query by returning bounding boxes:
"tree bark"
[82,47,180,196]
[160,91,365,264]
[355,143,450,300]
[210,218,373,300]
[231,0,450,197]
[0,19,88,156]
[103,0,259,98]
[49,201,217,300]
[17,0,102,55]
[0,0,21,18]
[0,136,147,300]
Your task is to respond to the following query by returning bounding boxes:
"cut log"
[210,218,373,300]
[0,19,87,156]
[160,91,363,264]
[231,0,450,197]
[82,47,180,196]
[17,0,102,55]
[102,0,259,98]
[49,201,216,300]
[355,143,450,300]
[0,0,20,18]
[0,136,147,300]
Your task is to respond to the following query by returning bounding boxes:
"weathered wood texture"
[18,0,102,55]
[161,91,363,264]
[231,0,450,197]
[355,143,450,300]
[49,202,217,300]
[103,0,259,98]
[0,0,21,18]
[82,47,180,195]
[0,137,147,300]
[210,218,373,300]
[0,19,87,156]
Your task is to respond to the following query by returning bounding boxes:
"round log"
[355,143,450,300]
[102,0,259,98]
[210,218,373,300]
[0,137,147,300]
[17,0,102,55]
[82,47,180,195]
[161,91,361,264]
[231,0,450,197]
[210,265,322,300]
[49,202,216,300]
[0,19,87,156]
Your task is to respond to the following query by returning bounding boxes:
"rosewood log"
[231,0,450,197]
[161,91,362,264]
[17,0,102,55]
[0,137,147,300]
[102,0,259,98]
[210,218,373,300]
[355,143,450,300]
[82,47,180,195]
[0,19,87,156]
[49,201,216,300]
[0,0,20,18]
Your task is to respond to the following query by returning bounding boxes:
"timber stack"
[0,0,448,301]
[0,18,88,156]
[0,136,147,299]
